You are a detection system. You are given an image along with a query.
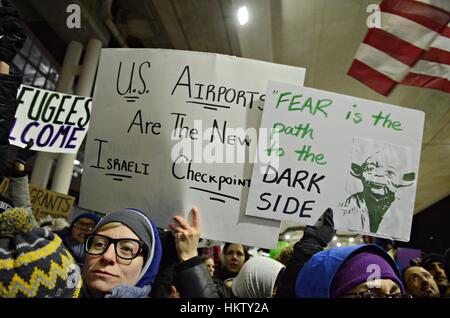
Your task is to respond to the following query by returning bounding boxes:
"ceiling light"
[238,6,248,25]
[349,237,355,243]
[337,242,342,247]
[74,159,80,165]
[332,236,338,241]
[284,234,291,240]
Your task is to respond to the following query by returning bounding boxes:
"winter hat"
[330,251,404,298]
[70,212,101,228]
[92,208,162,287]
[421,253,444,270]
[232,256,285,298]
[0,207,82,298]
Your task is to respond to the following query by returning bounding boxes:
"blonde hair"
[96,222,122,232]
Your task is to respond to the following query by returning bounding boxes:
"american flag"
[348,0,450,95]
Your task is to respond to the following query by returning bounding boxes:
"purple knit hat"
[330,251,404,298]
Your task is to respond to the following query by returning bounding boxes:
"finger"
[323,208,333,224]
[173,215,190,230]
[169,223,182,232]
[170,285,177,296]
[190,207,200,230]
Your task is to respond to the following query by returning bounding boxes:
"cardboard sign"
[0,178,75,219]
[30,184,75,220]
[9,85,92,153]
[80,49,305,248]
[246,81,424,242]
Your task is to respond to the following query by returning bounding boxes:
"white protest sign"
[246,81,424,241]
[80,49,305,248]
[9,85,92,153]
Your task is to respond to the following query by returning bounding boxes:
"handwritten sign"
[80,49,305,248]
[246,81,424,242]
[8,85,92,153]
[0,178,75,220]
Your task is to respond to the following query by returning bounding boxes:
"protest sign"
[246,81,424,241]
[29,184,75,220]
[0,178,75,220]
[80,49,305,248]
[9,85,92,153]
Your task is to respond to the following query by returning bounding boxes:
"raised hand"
[302,208,335,247]
[169,207,201,262]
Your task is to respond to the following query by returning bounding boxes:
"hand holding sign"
[302,208,335,248]
[170,206,200,262]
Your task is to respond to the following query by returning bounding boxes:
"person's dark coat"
[150,228,219,298]
[275,208,335,298]
[174,255,219,298]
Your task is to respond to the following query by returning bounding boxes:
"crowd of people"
[0,0,449,299]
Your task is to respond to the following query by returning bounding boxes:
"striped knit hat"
[0,207,82,298]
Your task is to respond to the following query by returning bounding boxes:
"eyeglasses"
[344,290,412,299]
[85,234,146,260]
[73,222,96,231]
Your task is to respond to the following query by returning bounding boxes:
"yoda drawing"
[340,153,415,233]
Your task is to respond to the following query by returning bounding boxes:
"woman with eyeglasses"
[295,244,410,298]
[81,207,218,298]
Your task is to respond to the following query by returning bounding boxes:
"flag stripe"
[381,12,439,50]
[416,0,450,13]
[430,28,450,51]
[354,43,411,81]
[364,28,423,65]
[402,72,450,92]
[442,26,450,38]
[348,59,398,96]
[381,0,450,32]
[420,47,450,64]
[348,0,450,95]
[410,60,450,80]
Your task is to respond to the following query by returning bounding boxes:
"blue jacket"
[295,244,401,298]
